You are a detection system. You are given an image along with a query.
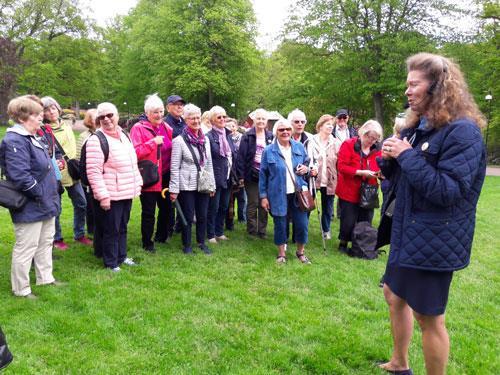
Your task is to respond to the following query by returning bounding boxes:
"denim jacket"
[259,140,309,217]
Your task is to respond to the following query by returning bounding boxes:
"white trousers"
[11,217,56,296]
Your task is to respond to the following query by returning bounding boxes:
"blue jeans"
[273,194,309,245]
[320,187,334,233]
[207,185,231,238]
[55,182,87,240]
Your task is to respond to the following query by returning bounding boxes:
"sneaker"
[53,240,69,251]
[50,280,67,287]
[75,236,92,246]
[110,266,121,272]
[323,231,331,240]
[216,235,229,241]
[17,293,37,300]
[207,238,217,244]
[183,247,194,255]
[122,258,137,266]
[199,244,212,255]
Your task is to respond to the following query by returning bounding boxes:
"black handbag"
[0,325,13,371]
[358,149,379,209]
[0,179,28,210]
[53,137,81,180]
[359,181,379,209]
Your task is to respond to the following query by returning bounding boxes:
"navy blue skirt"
[384,264,453,316]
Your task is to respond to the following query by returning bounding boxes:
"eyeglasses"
[293,120,306,124]
[277,127,292,133]
[217,115,227,120]
[337,115,348,120]
[97,113,114,121]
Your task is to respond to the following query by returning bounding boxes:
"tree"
[284,0,476,127]
[0,0,90,123]
[0,37,22,123]
[113,0,261,114]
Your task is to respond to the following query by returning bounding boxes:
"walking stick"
[312,180,327,252]
[161,188,188,227]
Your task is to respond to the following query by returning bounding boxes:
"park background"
[0,0,499,373]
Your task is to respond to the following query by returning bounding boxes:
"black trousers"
[92,196,104,258]
[177,190,210,248]
[83,186,95,235]
[155,171,174,241]
[338,198,374,242]
[94,199,132,268]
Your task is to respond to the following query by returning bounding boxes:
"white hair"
[144,93,164,113]
[272,118,291,136]
[183,103,201,118]
[251,108,268,121]
[358,120,384,141]
[209,105,226,122]
[96,102,118,117]
[287,108,307,124]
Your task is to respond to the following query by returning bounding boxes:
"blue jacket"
[0,125,61,223]
[206,128,237,189]
[165,114,186,139]
[378,118,486,271]
[259,140,309,217]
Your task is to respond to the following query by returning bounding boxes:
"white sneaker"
[208,238,217,244]
[110,266,121,272]
[216,235,229,241]
[123,258,137,266]
[323,231,331,240]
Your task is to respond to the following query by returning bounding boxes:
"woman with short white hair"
[130,94,173,252]
[336,119,383,254]
[169,104,216,255]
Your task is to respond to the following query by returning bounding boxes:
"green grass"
[0,125,499,373]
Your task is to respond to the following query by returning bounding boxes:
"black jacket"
[206,128,237,189]
[236,127,273,182]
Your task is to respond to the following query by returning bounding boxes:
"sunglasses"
[293,120,306,124]
[97,113,114,121]
[217,115,227,120]
[337,115,348,120]
[277,127,292,133]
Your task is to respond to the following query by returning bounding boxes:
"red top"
[335,137,381,204]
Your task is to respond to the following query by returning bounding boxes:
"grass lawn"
[0,126,498,374]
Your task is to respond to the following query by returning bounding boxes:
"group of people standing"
[0,52,487,375]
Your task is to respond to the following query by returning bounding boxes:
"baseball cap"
[166,95,186,105]
[336,109,349,117]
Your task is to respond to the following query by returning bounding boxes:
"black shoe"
[199,244,212,255]
[144,244,156,253]
[183,247,194,255]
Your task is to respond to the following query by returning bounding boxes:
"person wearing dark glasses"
[333,108,357,143]
[206,106,237,244]
[259,119,312,264]
[86,102,142,271]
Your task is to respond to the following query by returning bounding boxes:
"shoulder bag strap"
[277,151,300,192]
[53,136,70,163]
[183,136,201,172]
[143,127,160,162]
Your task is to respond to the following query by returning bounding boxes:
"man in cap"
[333,108,357,143]
[164,95,187,139]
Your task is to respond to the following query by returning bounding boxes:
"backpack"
[80,132,109,187]
[350,221,381,260]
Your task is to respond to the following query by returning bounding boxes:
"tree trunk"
[0,38,20,125]
[74,100,80,120]
[373,92,384,127]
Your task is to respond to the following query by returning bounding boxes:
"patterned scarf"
[182,126,206,166]
[212,127,231,158]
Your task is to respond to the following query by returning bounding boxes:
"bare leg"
[380,284,413,372]
[414,312,449,375]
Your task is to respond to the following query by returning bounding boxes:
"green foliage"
[107,0,261,114]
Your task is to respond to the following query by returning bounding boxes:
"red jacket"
[336,137,381,204]
[130,120,172,192]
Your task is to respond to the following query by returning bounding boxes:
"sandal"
[296,251,311,264]
[276,255,287,264]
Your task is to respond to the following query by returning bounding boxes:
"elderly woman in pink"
[86,102,142,272]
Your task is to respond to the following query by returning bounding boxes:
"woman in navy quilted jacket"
[377,53,486,375]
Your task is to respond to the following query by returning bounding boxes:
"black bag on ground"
[350,221,379,259]
[0,325,14,370]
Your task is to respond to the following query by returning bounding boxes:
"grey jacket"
[169,135,215,193]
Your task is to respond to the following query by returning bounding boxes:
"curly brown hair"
[405,53,485,129]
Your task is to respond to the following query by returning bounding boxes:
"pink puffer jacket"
[86,128,142,202]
